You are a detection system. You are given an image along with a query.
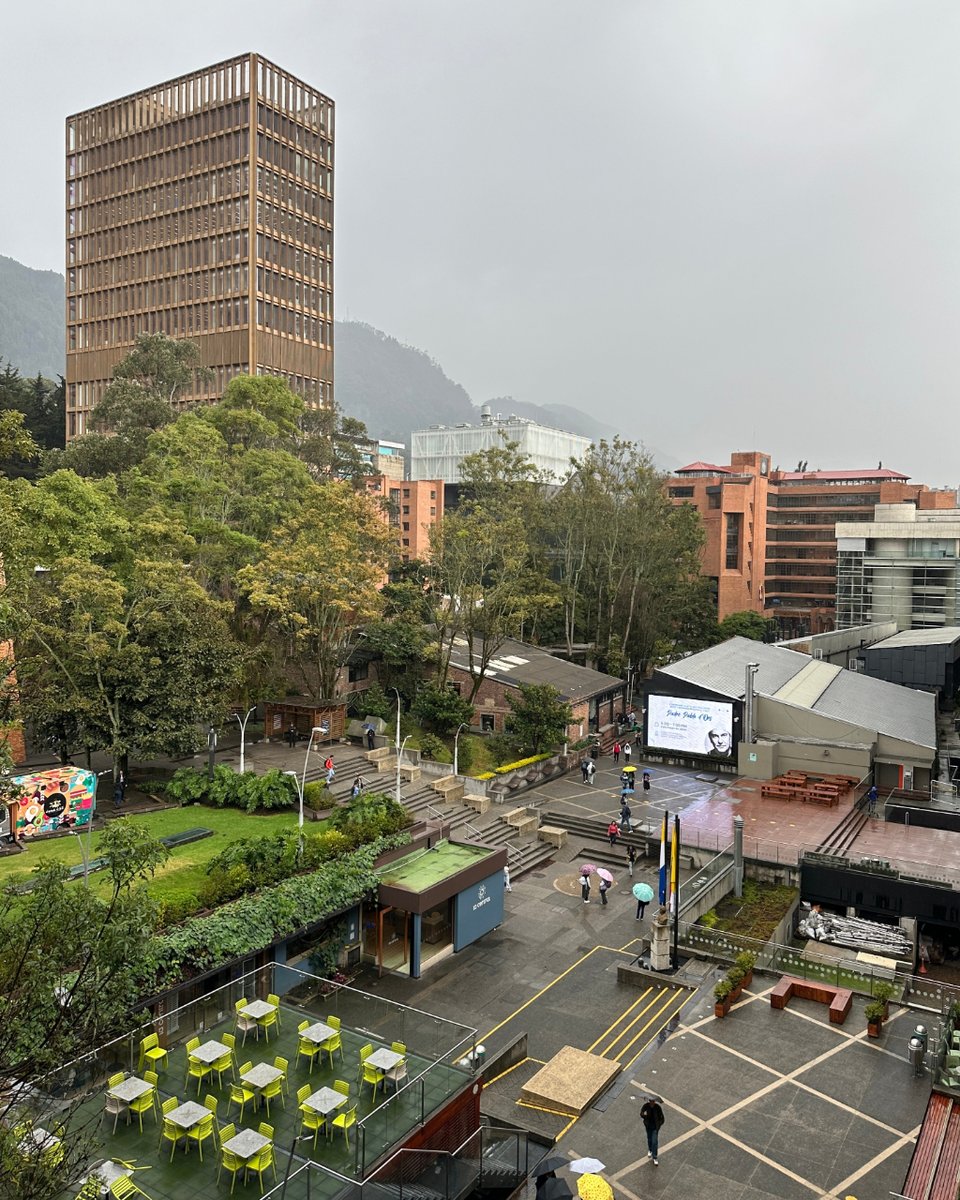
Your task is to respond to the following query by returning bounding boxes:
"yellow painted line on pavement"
[600,989,671,1058]
[587,989,652,1054]
[484,1058,530,1087]
[477,945,605,1044]
[516,1100,573,1118]
[621,990,695,1070]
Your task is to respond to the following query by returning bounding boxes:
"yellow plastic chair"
[261,1075,285,1119]
[109,1177,155,1200]
[333,1079,350,1097]
[258,1007,279,1043]
[185,1037,200,1054]
[212,1047,235,1089]
[266,993,282,1028]
[228,1063,255,1123]
[387,1043,408,1091]
[138,1032,168,1074]
[247,1141,277,1193]
[330,1102,357,1147]
[220,1121,237,1144]
[322,1029,343,1068]
[326,1015,341,1032]
[104,1072,127,1133]
[362,1056,384,1101]
[185,1054,213,1095]
[297,1084,324,1151]
[273,1055,290,1096]
[356,1043,373,1082]
[296,1021,321,1074]
[187,1112,216,1162]
[203,1094,220,1147]
[222,1032,238,1064]
[258,1121,275,1141]
[391,1042,406,1055]
[235,999,258,1045]
[129,1079,159,1134]
[158,1097,181,1162]
[217,1144,245,1195]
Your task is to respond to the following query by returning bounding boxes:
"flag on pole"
[669,814,680,913]
[658,813,668,905]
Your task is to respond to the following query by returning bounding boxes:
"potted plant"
[872,981,894,1019]
[727,965,745,1001]
[714,977,733,1018]
[865,1000,885,1038]
[735,951,757,988]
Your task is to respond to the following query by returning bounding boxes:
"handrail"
[504,840,524,864]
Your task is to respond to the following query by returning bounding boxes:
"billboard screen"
[647,695,735,758]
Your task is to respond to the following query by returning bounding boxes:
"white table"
[166,1100,210,1130]
[83,1161,133,1196]
[299,1021,336,1044]
[107,1077,153,1103]
[19,1127,60,1154]
[302,1086,348,1116]
[223,1128,271,1161]
[367,1048,404,1073]
[242,1000,276,1020]
[189,1039,232,1064]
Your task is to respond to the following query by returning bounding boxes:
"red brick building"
[364,476,443,563]
[668,453,956,637]
[445,636,625,741]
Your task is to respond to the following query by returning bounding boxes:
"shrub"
[486,732,520,766]
[865,1000,886,1023]
[164,766,297,813]
[417,732,448,762]
[873,980,894,1003]
[493,753,551,775]
[411,684,474,734]
[727,965,745,988]
[713,978,732,1001]
[700,909,718,929]
[359,683,394,722]
[454,735,476,773]
[735,951,757,974]
[156,895,201,928]
[303,781,327,810]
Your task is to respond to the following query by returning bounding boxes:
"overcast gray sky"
[3,1,957,484]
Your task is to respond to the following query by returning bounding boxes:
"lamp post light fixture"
[453,723,469,777]
[232,706,256,774]
[283,771,305,859]
[396,734,411,804]
[389,688,402,751]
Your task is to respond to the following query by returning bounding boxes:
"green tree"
[0,823,166,1199]
[505,683,574,754]
[93,332,208,435]
[718,610,774,642]
[238,481,395,699]
[13,558,241,771]
[411,684,474,735]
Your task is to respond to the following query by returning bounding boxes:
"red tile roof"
[776,468,909,482]
[675,462,735,475]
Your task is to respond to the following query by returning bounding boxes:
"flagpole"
[658,812,668,907]
[672,813,681,969]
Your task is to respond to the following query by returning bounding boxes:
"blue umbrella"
[632,883,654,902]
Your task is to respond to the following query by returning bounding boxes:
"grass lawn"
[0,806,302,902]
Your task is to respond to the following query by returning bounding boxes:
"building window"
[669,487,694,498]
[402,522,409,531]
[708,491,721,510]
[725,513,742,570]
[481,714,495,732]
[347,662,369,683]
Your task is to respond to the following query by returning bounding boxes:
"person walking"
[366,725,376,751]
[607,821,620,848]
[581,873,591,904]
[620,799,632,833]
[351,776,365,797]
[635,893,648,920]
[504,864,512,892]
[640,1095,665,1165]
[599,877,611,906]
[586,759,596,786]
[581,759,590,785]
[627,844,637,877]
[613,740,621,765]
[324,755,335,787]
[642,770,651,793]
[867,784,879,816]
[623,741,632,764]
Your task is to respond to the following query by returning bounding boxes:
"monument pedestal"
[650,905,672,972]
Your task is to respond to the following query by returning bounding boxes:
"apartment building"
[668,453,954,636]
[65,54,333,438]
[364,476,443,562]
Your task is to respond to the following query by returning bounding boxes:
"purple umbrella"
[580,864,597,876]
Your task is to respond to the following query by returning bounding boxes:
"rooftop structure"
[65,54,334,438]
[410,407,590,487]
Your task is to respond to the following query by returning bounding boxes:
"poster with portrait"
[647,695,735,758]
[5,767,97,839]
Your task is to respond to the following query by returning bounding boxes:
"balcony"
[8,966,480,1200]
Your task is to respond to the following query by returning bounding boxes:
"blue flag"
[658,812,668,905]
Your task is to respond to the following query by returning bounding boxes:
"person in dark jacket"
[640,1096,665,1164]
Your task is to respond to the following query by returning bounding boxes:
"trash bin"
[908,1036,925,1076]
[590,745,600,761]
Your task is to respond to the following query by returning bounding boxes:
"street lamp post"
[284,724,324,860]
[396,735,411,804]
[453,723,469,777]
[233,706,256,774]
[390,688,402,750]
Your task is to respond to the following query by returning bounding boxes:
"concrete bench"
[770,975,852,1024]
[504,808,538,836]
[464,794,491,815]
[538,825,567,849]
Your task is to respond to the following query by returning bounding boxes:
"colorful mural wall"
[4,767,97,839]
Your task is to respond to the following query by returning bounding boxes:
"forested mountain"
[0,257,675,464]
[0,256,64,379]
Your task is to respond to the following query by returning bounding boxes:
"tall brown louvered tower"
[65,54,333,439]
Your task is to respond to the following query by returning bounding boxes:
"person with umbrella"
[575,1172,614,1200]
[642,769,651,792]
[640,1094,665,1165]
[596,868,613,905]
[580,865,593,904]
[633,881,654,919]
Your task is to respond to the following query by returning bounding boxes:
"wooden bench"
[538,825,567,849]
[769,975,852,1024]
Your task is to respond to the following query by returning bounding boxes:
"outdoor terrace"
[13,966,478,1200]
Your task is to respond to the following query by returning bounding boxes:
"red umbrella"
[596,868,614,883]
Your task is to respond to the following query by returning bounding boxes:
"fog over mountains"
[0,255,676,466]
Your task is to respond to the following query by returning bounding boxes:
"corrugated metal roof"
[658,638,808,699]
[776,468,909,482]
[814,669,936,749]
[658,636,936,750]
[773,660,841,707]
[446,636,624,703]
[870,627,960,650]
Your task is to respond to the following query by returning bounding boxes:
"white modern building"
[410,406,591,485]
[836,503,960,630]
